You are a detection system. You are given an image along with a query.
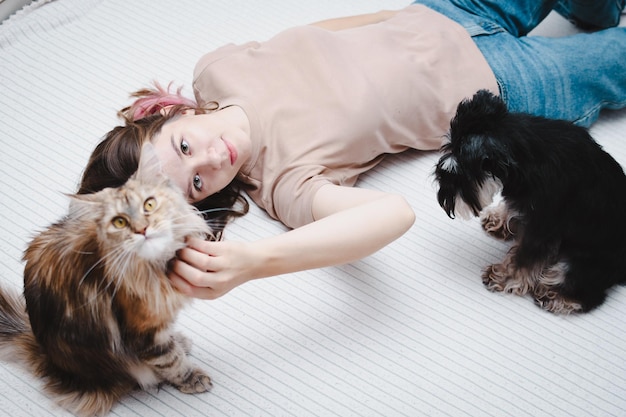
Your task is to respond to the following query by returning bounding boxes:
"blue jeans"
[412,0,626,126]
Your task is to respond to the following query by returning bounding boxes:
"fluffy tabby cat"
[0,143,214,416]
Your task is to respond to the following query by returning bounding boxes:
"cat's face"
[71,143,211,265]
[97,181,200,261]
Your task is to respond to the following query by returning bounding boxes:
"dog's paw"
[482,264,530,296]
[482,264,508,292]
[534,292,583,315]
[480,205,518,240]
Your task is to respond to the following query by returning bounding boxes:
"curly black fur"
[434,90,626,313]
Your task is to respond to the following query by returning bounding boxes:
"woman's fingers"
[168,237,253,300]
[177,244,219,273]
[186,236,218,253]
[171,254,209,283]
[168,270,194,294]
[168,264,222,300]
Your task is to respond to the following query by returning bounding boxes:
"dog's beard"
[453,177,503,220]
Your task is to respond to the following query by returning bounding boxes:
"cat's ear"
[66,191,105,217]
[134,142,165,183]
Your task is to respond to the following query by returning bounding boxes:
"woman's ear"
[159,105,196,116]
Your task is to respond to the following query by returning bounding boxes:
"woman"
[80,0,626,299]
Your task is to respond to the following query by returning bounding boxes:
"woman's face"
[152,106,251,203]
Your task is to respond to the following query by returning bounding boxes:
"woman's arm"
[309,10,399,31]
[169,184,415,299]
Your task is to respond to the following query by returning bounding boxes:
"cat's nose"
[134,224,148,235]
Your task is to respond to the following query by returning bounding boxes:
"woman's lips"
[222,138,237,165]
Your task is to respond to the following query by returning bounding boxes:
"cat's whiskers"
[168,211,217,239]
[77,252,109,288]
[169,212,205,224]
[196,207,232,215]
[79,241,149,306]
[166,206,235,241]
[72,250,96,255]
[75,245,128,309]
[175,223,222,241]
[107,247,139,300]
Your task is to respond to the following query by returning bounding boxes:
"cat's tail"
[0,285,39,365]
[0,286,126,416]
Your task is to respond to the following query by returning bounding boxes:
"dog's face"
[435,138,504,219]
[434,90,512,219]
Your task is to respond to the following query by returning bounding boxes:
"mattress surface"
[1,1,625,416]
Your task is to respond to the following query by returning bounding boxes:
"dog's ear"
[450,90,508,141]
[471,90,508,117]
[461,90,508,119]
[451,90,516,179]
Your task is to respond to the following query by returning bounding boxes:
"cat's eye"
[112,216,128,229]
[193,174,203,191]
[180,139,190,154]
[144,197,157,212]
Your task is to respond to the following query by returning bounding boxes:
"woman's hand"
[169,238,258,299]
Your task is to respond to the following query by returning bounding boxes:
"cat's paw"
[175,368,213,394]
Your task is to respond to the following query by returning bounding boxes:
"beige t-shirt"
[193,4,498,228]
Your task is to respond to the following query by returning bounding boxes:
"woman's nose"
[204,147,222,169]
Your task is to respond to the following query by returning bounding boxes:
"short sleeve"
[270,170,336,229]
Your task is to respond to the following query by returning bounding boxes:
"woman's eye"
[112,216,128,229]
[180,139,190,154]
[193,174,203,191]
[144,197,157,212]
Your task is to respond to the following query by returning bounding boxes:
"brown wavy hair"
[78,88,249,234]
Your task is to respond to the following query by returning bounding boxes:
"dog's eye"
[481,158,494,172]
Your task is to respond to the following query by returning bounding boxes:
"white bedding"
[1,1,625,416]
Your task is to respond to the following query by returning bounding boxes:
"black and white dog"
[434,90,626,314]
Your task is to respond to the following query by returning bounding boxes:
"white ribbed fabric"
[0,2,625,416]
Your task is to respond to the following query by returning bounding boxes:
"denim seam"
[493,75,506,102]
[576,98,626,125]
